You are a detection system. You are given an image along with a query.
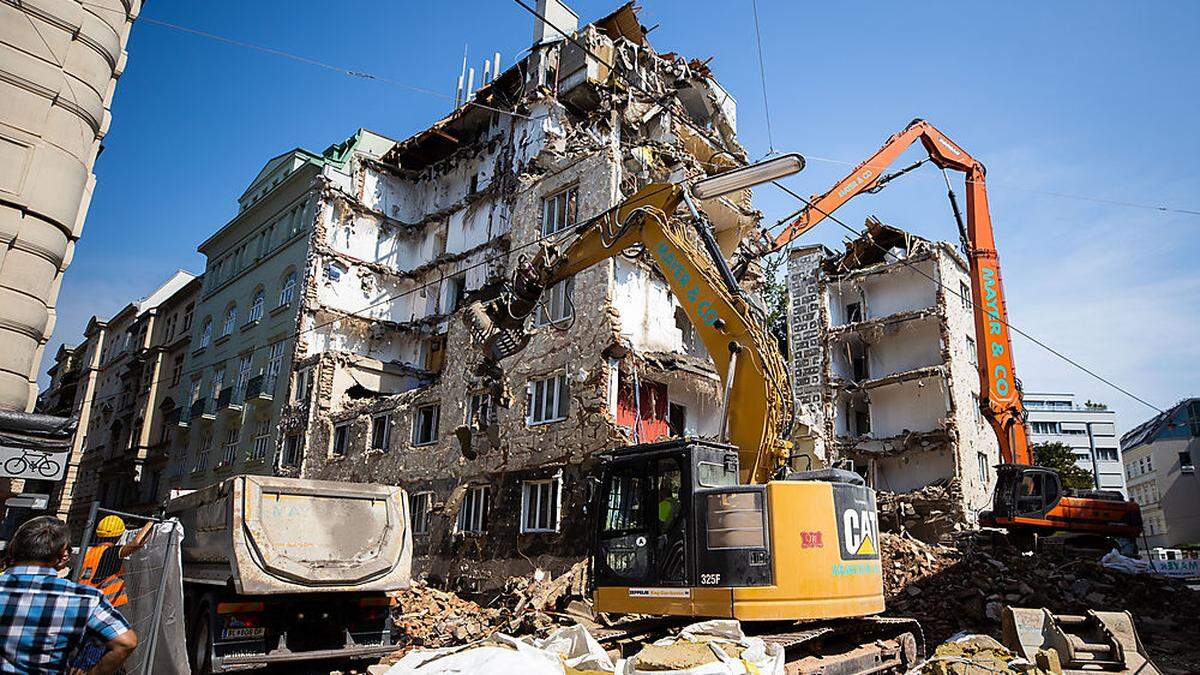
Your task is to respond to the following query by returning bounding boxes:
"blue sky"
[55,1,1199,434]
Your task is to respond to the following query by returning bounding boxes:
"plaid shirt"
[0,565,131,674]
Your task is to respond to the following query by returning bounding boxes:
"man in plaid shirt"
[1,516,137,674]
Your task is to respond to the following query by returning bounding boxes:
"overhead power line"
[749,0,775,155]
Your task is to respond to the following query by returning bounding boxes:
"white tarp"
[385,620,783,675]
[1102,548,1200,579]
[120,519,189,675]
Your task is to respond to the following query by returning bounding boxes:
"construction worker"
[77,515,153,609]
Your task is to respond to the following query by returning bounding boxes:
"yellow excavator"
[463,156,923,671]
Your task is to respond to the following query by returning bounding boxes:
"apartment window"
[1181,451,1195,473]
[966,336,977,367]
[279,271,297,306]
[199,319,212,348]
[1145,455,1153,472]
[977,452,990,484]
[527,373,569,425]
[331,422,350,457]
[446,275,467,313]
[292,367,313,404]
[960,281,972,309]
[248,290,265,322]
[189,379,203,406]
[266,341,285,388]
[1030,421,1059,434]
[456,485,490,534]
[210,370,225,403]
[1097,447,1118,461]
[236,355,252,400]
[521,477,561,533]
[251,420,271,460]
[370,414,391,451]
[534,277,574,326]
[409,492,432,535]
[221,426,239,465]
[1189,401,1200,436]
[468,393,491,430]
[845,302,863,323]
[195,435,212,471]
[164,314,177,342]
[170,356,184,388]
[182,303,194,332]
[222,304,237,336]
[541,186,578,236]
[412,404,440,446]
[282,433,302,467]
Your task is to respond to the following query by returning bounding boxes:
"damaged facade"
[290,2,753,587]
[787,219,1000,527]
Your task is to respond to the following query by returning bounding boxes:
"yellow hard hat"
[96,515,126,538]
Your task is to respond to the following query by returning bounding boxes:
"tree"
[1032,441,1094,490]
[761,253,790,358]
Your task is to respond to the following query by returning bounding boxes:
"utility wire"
[749,0,775,155]
[769,180,1166,415]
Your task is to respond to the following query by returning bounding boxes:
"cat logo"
[842,509,878,557]
[832,484,880,561]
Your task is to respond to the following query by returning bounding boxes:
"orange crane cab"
[745,119,1142,545]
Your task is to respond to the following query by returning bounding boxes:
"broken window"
[331,422,350,457]
[221,426,239,466]
[528,373,569,425]
[668,402,687,438]
[251,420,271,461]
[456,485,490,534]
[412,403,440,446]
[534,277,574,326]
[468,392,491,430]
[410,492,432,535]
[541,186,578,237]
[370,413,391,451]
[850,345,869,382]
[521,476,561,533]
[446,275,467,313]
[325,262,347,283]
[420,334,447,373]
[282,432,302,467]
[845,302,863,323]
[292,367,313,404]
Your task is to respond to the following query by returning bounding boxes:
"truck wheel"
[187,599,214,674]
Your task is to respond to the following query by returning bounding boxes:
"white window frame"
[248,290,265,322]
[279,271,297,306]
[235,355,252,400]
[199,319,212,348]
[221,426,239,466]
[966,335,977,368]
[222,305,237,336]
[534,277,574,327]
[331,422,350,457]
[266,341,285,389]
[370,413,392,451]
[541,186,578,237]
[292,367,313,404]
[282,432,302,467]
[410,491,432,535]
[251,420,271,460]
[456,485,490,534]
[520,475,562,533]
[527,373,569,425]
[412,404,440,446]
[977,452,989,484]
[960,281,972,309]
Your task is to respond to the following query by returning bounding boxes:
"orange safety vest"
[79,543,128,607]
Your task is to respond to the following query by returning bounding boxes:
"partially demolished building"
[787,219,1000,531]
[291,2,755,586]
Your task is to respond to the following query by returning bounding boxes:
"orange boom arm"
[771,119,1031,466]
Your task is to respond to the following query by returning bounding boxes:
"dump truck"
[166,475,412,673]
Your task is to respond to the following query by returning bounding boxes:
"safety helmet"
[96,515,126,538]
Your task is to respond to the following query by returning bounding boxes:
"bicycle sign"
[0,445,67,481]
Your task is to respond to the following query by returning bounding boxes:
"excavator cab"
[592,438,772,601]
[982,464,1143,546]
[985,464,1063,523]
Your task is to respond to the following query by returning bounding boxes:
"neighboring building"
[0,1,142,412]
[1121,399,1200,548]
[62,271,198,530]
[786,219,1001,525]
[288,1,751,588]
[170,131,394,492]
[1023,392,1125,493]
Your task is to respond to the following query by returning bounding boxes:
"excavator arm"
[464,183,795,484]
[755,119,1032,466]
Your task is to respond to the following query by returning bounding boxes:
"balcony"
[218,386,243,413]
[191,398,217,421]
[245,374,274,403]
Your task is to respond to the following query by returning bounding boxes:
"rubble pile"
[881,532,1200,671]
[876,481,966,542]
